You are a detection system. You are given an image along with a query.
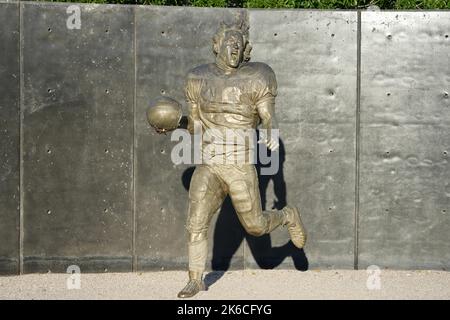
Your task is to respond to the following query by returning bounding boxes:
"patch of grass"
[394,0,450,9]
[244,0,296,8]
[35,0,450,9]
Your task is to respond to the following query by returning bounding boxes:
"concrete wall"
[359,11,450,270]
[0,2,448,275]
[21,3,135,273]
[0,1,20,275]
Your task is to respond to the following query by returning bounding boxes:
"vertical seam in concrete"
[132,6,137,273]
[354,10,362,271]
[18,0,24,275]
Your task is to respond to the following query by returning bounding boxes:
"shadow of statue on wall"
[181,138,308,288]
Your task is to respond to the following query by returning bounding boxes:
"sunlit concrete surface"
[0,270,449,300]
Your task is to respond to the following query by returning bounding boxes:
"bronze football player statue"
[148,17,307,298]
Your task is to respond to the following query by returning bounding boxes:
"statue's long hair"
[212,13,252,62]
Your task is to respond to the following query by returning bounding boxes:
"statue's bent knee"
[245,225,267,237]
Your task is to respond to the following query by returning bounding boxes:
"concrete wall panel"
[359,11,450,269]
[22,3,135,273]
[244,10,358,269]
[0,2,20,275]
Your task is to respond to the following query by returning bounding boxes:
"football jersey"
[184,61,277,164]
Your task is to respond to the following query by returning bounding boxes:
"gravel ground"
[0,270,449,300]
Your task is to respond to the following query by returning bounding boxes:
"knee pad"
[189,166,216,202]
[189,179,208,202]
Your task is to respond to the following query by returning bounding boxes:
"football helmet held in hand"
[147,97,182,134]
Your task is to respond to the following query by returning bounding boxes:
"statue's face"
[217,30,244,68]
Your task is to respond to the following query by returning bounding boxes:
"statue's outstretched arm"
[257,98,279,151]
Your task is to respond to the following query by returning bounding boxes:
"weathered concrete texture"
[135,6,248,272]
[21,3,134,273]
[0,2,20,275]
[246,11,358,269]
[359,12,450,269]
